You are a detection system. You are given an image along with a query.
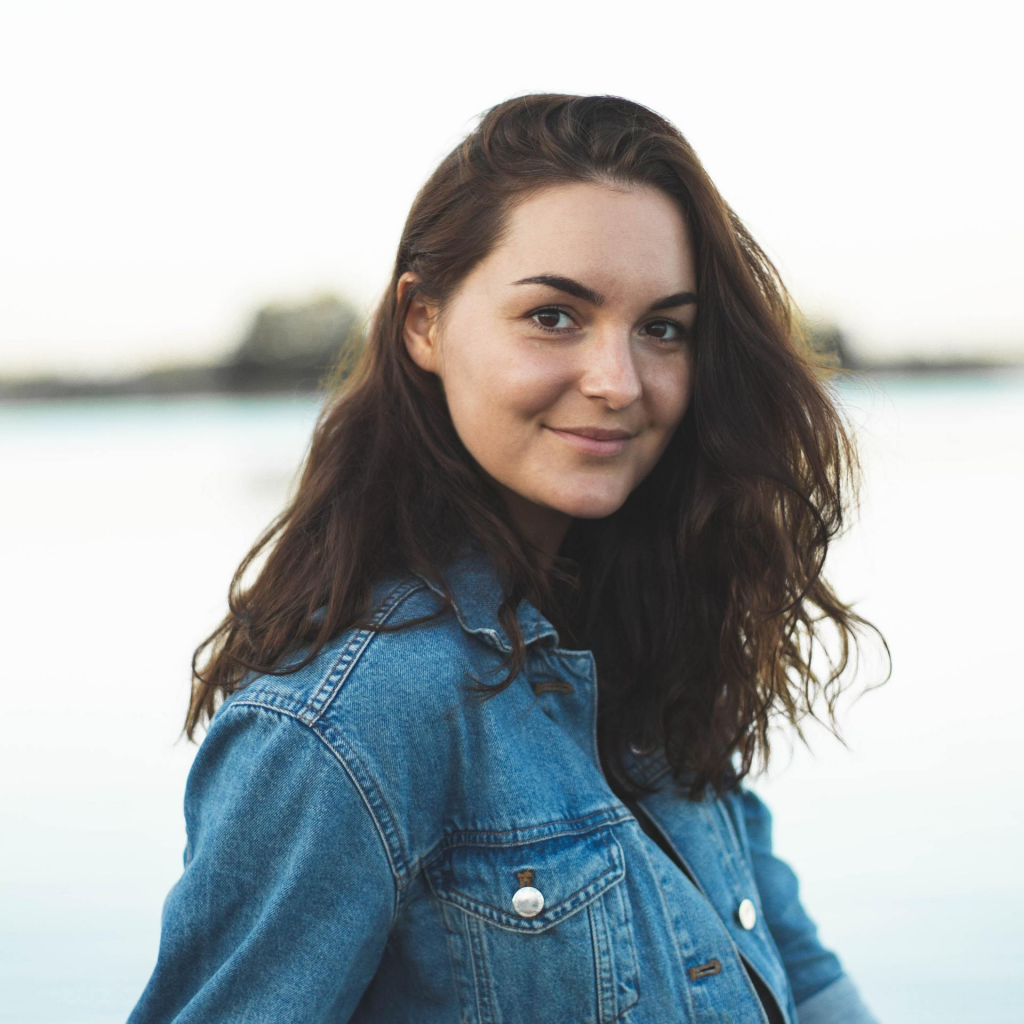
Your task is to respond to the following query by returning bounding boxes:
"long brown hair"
[184,92,889,800]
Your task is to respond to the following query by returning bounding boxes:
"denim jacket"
[129,540,881,1024]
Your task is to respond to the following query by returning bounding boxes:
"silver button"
[737,898,756,930]
[512,885,545,918]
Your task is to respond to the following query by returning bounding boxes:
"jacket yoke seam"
[299,578,428,727]
[412,809,635,881]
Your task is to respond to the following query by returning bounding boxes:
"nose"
[576,327,643,409]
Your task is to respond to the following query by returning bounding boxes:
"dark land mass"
[1,297,1020,402]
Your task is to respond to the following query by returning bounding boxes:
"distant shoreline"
[1,354,1021,403]
[3,294,1021,403]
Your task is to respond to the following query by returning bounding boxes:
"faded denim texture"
[129,539,881,1023]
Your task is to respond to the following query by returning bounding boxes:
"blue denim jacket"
[129,540,880,1024]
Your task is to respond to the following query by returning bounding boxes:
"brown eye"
[643,320,689,343]
[528,307,577,334]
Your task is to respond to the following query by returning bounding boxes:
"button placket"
[707,799,768,943]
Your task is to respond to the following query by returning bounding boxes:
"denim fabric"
[128,538,881,1023]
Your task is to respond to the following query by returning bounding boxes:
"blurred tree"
[796,315,857,373]
[224,293,365,392]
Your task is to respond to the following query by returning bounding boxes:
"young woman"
[129,93,888,1023]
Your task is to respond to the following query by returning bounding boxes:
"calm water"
[1,373,1022,1023]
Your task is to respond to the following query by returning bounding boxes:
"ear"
[397,271,442,376]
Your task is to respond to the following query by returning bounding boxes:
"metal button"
[737,897,756,930]
[512,885,545,918]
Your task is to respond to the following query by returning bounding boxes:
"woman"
[129,93,888,1023]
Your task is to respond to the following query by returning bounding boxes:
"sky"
[0,0,1020,376]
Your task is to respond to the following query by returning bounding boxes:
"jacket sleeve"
[127,700,398,1024]
[736,786,882,1024]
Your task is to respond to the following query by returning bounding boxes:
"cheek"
[446,340,568,431]
[645,355,694,429]
[500,363,568,421]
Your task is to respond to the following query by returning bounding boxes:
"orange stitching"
[687,959,722,981]
[531,680,574,695]
[515,869,535,888]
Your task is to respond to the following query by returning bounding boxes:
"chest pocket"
[425,820,640,1024]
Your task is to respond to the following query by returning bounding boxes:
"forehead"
[478,181,696,292]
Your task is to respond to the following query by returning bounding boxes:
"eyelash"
[525,305,691,343]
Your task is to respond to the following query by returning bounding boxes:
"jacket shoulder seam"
[222,699,410,925]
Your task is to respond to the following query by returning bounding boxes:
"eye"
[527,307,577,333]
[525,306,690,344]
[641,319,690,343]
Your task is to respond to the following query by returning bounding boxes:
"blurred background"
[1,1,1022,1021]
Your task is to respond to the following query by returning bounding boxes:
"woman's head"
[186,93,888,799]
[398,179,698,557]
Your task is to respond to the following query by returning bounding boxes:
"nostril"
[530,680,574,696]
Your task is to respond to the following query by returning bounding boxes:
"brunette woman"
[129,92,887,1024]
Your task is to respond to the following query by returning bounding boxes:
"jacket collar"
[410,538,678,789]
[411,537,561,654]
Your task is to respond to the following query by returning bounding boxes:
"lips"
[548,427,637,440]
[544,426,634,456]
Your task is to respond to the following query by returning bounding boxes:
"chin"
[549,491,629,520]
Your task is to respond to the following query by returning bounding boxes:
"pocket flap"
[426,823,625,933]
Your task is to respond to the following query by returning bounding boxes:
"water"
[1,374,1022,1022]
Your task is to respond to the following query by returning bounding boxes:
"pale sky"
[1,0,1020,376]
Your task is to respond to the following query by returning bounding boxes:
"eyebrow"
[510,274,697,312]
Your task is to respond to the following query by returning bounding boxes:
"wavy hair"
[184,92,890,800]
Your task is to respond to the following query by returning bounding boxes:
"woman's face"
[400,180,698,557]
